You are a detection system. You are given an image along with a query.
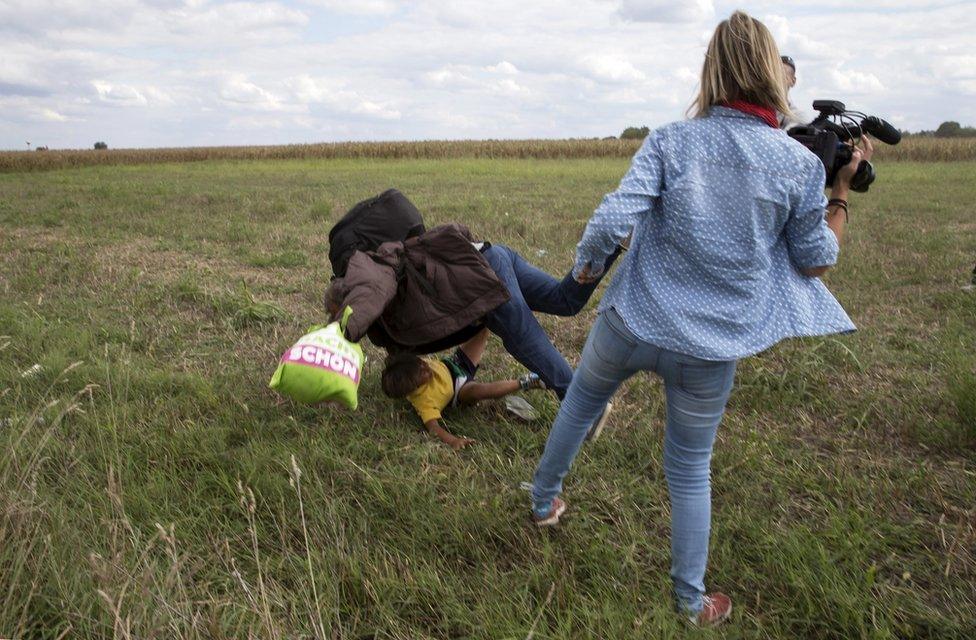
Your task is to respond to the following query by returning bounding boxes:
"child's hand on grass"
[425,419,474,451]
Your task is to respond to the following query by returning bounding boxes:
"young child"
[381,328,545,450]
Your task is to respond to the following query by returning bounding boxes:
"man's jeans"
[531,307,736,614]
[481,245,615,398]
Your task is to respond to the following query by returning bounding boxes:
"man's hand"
[575,262,601,284]
[619,232,633,251]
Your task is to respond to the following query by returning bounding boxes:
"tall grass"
[0,355,342,638]
[2,136,973,173]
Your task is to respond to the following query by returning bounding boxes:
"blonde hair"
[691,11,791,118]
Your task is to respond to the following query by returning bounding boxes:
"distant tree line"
[620,126,650,140]
[901,121,976,138]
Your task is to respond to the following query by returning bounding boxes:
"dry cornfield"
[2,136,974,173]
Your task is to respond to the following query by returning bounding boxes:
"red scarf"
[720,100,779,128]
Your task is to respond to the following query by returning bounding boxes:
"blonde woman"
[528,11,872,626]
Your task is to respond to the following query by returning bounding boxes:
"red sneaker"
[690,592,732,627]
[532,497,567,526]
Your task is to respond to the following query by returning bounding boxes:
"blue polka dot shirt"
[575,106,855,361]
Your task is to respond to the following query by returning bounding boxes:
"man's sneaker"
[518,373,546,391]
[532,497,566,527]
[586,402,613,441]
[689,593,732,627]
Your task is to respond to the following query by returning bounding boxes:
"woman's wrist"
[829,184,850,201]
[827,198,848,223]
[827,184,850,224]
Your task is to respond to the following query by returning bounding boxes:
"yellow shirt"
[406,358,454,423]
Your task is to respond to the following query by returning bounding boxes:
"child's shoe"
[532,497,566,526]
[519,373,546,391]
[688,593,732,627]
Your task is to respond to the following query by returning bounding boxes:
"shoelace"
[687,595,714,623]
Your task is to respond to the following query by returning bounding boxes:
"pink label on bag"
[281,343,361,383]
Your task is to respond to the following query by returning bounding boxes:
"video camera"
[787,100,901,192]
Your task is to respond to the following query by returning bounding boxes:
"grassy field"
[0,156,974,639]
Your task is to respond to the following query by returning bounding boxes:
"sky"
[1,0,974,149]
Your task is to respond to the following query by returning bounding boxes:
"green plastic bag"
[269,307,365,409]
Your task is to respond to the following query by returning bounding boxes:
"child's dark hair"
[381,352,429,398]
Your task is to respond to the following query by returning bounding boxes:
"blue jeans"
[531,307,736,613]
[482,245,617,399]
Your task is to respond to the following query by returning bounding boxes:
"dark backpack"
[327,189,426,278]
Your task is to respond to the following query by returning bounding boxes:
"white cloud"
[93,81,148,106]
[486,61,519,75]
[761,14,830,61]
[673,67,697,85]
[490,78,530,97]
[0,1,309,49]
[39,108,69,122]
[579,53,646,83]
[1,0,974,147]
[352,100,401,120]
[286,75,401,120]
[218,75,288,112]
[208,1,308,31]
[227,114,285,130]
[420,63,531,99]
[618,0,714,23]
[423,67,475,88]
[926,53,976,96]
[288,75,332,103]
[219,76,274,105]
[142,85,175,106]
[827,69,885,94]
[302,0,399,15]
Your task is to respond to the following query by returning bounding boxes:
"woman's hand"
[817,135,875,261]
[834,135,875,190]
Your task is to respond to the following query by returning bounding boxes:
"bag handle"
[339,305,355,334]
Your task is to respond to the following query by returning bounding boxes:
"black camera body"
[787,100,900,192]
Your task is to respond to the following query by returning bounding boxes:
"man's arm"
[336,250,400,341]
[424,419,474,450]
